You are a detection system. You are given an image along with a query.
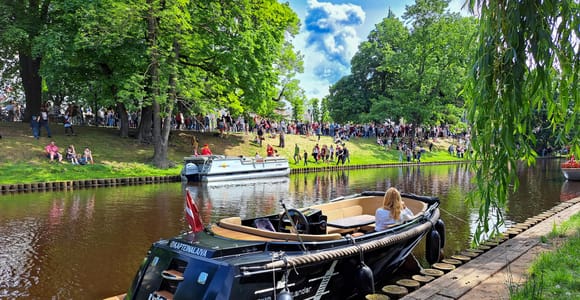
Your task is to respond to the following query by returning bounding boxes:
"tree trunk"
[146,0,171,168]
[117,102,129,138]
[138,105,153,143]
[152,37,179,169]
[19,53,42,122]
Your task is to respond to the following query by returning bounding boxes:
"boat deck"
[210,224,282,241]
[211,195,428,242]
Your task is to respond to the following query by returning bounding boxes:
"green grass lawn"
[0,122,464,184]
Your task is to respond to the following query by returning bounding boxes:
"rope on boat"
[247,208,440,271]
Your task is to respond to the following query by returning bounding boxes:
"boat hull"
[120,191,442,300]
[182,155,290,182]
[561,168,580,181]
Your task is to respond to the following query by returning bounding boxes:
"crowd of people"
[5,101,473,167]
[44,140,94,165]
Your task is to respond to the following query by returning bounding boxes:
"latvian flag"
[185,189,204,233]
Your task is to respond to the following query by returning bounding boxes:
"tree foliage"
[0,0,52,120]
[466,0,579,241]
[327,1,477,127]
[0,0,301,167]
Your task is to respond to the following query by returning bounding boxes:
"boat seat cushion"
[324,205,363,221]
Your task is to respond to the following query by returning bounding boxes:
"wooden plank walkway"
[402,198,580,300]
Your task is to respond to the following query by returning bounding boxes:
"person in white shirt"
[375,187,414,231]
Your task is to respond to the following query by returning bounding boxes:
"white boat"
[560,180,580,201]
[561,168,580,181]
[181,155,290,182]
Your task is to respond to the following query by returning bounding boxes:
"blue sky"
[286,0,469,100]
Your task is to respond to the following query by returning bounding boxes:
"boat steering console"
[278,208,327,235]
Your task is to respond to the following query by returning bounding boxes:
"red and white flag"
[185,189,204,233]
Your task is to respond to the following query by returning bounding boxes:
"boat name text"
[169,241,208,257]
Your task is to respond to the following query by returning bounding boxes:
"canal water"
[0,159,575,299]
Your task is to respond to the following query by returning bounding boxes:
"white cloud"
[290,0,469,100]
[294,0,365,99]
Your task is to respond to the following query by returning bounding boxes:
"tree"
[326,2,476,127]
[38,0,147,137]
[0,0,52,121]
[466,0,579,240]
[282,79,306,123]
[140,0,300,168]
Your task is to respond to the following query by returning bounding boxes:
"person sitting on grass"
[80,147,94,165]
[45,140,63,163]
[66,145,79,165]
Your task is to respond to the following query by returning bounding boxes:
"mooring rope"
[439,206,469,223]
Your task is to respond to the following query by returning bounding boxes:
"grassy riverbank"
[0,122,463,184]
[510,212,580,299]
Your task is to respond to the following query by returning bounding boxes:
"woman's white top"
[375,207,414,231]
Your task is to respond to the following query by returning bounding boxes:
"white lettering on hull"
[169,241,208,257]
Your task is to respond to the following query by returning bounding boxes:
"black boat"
[115,190,444,300]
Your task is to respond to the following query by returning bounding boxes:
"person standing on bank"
[278,129,285,148]
[375,187,414,231]
[39,104,52,138]
[293,143,300,164]
[200,144,212,155]
[31,115,40,139]
[63,113,75,136]
[342,145,350,164]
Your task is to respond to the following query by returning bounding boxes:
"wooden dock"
[401,198,580,300]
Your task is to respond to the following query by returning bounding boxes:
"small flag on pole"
[185,189,204,233]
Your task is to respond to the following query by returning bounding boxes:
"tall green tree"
[327,1,476,127]
[141,0,300,167]
[398,0,476,125]
[0,0,52,120]
[39,0,147,137]
[466,0,579,240]
[283,79,306,122]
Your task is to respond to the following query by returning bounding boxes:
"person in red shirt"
[200,144,212,155]
[45,140,63,162]
[266,144,274,157]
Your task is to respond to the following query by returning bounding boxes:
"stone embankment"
[0,175,181,194]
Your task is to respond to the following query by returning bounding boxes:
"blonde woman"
[375,187,414,231]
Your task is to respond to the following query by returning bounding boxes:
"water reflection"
[561,180,580,201]
[185,177,291,221]
[0,159,567,299]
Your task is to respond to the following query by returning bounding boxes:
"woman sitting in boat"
[375,187,414,231]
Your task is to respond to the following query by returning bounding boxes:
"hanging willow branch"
[465,0,579,241]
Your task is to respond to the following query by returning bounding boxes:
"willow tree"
[466,1,579,240]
